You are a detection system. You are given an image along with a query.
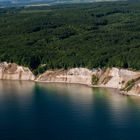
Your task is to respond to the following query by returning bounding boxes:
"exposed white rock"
[99,68,140,89]
[0,62,35,81]
[36,68,93,85]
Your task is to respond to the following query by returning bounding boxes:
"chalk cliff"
[97,68,140,89]
[36,68,93,85]
[0,62,35,80]
[36,67,140,95]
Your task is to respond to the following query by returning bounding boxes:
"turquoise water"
[0,81,140,140]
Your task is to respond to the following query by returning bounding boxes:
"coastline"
[0,78,137,96]
[36,81,132,96]
[0,62,140,96]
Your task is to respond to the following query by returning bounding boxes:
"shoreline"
[35,81,140,97]
[0,78,131,96]
[0,62,140,97]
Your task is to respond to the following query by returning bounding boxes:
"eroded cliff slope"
[0,62,35,80]
[36,68,93,85]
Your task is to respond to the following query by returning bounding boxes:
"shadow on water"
[0,81,140,140]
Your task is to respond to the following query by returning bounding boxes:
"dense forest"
[0,2,140,74]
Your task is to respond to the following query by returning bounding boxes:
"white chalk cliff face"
[0,62,35,80]
[97,68,140,89]
[94,68,140,95]
[36,68,93,85]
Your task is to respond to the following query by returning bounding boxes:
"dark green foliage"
[0,2,140,72]
[92,75,99,85]
[33,64,48,75]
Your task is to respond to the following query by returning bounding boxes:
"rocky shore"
[0,62,140,96]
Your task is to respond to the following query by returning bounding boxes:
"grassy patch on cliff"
[92,75,99,85]
[33,64,48,75]
[123,77,140,91]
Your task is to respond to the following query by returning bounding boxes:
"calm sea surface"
[0,80,140,140]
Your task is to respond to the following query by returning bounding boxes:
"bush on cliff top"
[92,75,99,85]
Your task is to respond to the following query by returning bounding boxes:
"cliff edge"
[0,62,35,81]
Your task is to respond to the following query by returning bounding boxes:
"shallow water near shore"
[0,80,140,140]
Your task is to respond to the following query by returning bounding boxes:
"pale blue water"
[0,80,140,140]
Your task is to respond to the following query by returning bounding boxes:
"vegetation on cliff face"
[123,77,140,91]
[0,2,140,72]
[92,75,99,85]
